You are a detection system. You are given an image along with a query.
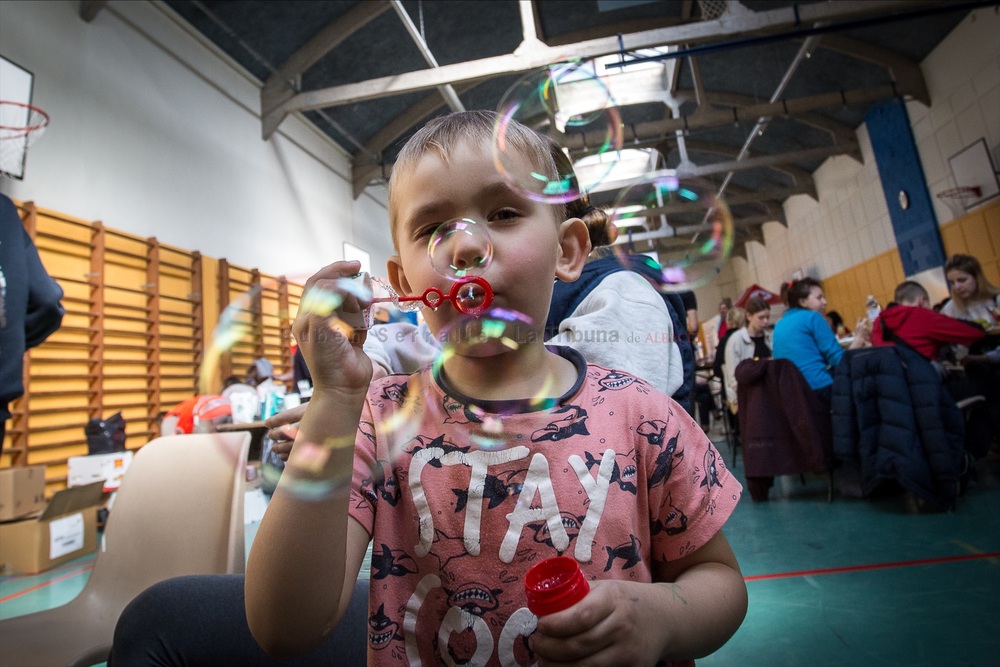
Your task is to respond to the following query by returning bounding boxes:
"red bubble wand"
[370,276,494,316]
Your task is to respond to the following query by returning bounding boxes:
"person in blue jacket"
[772,277,868,409]
[0,194,65,450]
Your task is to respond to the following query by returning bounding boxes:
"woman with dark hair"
[724,296,772,413]
[941,254,1000,329]
[772,277,868,407]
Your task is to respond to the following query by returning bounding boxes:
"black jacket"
[831,345,965,510]
[1,195,65,421]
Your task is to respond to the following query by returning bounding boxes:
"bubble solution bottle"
[865,294,882,322]
[524,557,590,616]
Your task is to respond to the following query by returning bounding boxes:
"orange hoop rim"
[936,186,982,200]
[0,100,50,134]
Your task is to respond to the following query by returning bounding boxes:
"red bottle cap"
[524,556,590,616]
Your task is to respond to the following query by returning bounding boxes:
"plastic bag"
[85,412,126,454]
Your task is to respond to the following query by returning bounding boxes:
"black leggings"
[109,575,367,666]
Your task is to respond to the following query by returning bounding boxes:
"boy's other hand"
[529,579,667,666]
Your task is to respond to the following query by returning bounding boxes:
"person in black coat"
[0,194,64,450]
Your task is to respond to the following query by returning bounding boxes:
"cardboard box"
[67,450,133,491]
[0,465,47,521]
[0,481,104,575]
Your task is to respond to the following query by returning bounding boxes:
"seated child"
[873,279,997,456]
[245,111,746,666]
[872,280,985,360]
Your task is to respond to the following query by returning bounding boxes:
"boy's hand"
[532,532,746,665]
[529,579,667,666]
[293,261,373,398]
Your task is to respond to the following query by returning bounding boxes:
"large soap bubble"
[493,61,623,203]
[608,172,734,291]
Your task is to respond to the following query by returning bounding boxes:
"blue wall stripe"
[865,98,946,276]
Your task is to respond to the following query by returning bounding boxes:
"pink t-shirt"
[349,348,741,666]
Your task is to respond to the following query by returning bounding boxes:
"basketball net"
[0,101,50,178]
[936,186,981,219]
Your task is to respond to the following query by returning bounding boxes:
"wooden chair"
[0,432,250,667]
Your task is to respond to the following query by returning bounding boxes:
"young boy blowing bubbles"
[245,111,747,666]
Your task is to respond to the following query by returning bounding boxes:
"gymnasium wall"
[821,200,999,327]
[728,7,1000,309]
[0,0,395,280]
[2,199,303,495]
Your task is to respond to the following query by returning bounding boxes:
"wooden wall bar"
[2,201,302,493]
[823,199,1000,325]
[939,200,1000,286]
[212,262,301,390]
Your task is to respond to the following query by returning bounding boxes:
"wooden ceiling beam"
[262,1,392,139]
[263,0,923,135]
[818,34,929,106]
[703,91,859,149]
[79,0,106,23]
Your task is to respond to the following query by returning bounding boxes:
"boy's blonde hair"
[388,110,559,246]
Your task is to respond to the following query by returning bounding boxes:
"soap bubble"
[608,172,733,291]
[432,309,559,451]
[429,218,493,281]
[493,61,623,203]
[200,278,294,396]
[436,307,532,359]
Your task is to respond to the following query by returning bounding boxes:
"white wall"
[0,0,394,280]
[910,7,1000,225]
[729,7,1000,298]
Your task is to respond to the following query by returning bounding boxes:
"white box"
[67,451,134,491]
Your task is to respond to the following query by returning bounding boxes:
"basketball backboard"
[0,55,36,179]
[947,138,1000,209]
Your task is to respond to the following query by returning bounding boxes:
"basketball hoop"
[0,100,50,178]
[936,185,982,218]
[698,0,730,20]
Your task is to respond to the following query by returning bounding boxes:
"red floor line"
[0,554,96,582]
[0,565,94,604]
[1,552,996,605]
[744,551,1000,582]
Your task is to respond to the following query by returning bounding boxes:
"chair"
[735,358,834,502]
[832,346,970,510]
[0,432,250,667]
[709,377,739,467]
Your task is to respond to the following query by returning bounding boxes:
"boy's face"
[387,137,587,341]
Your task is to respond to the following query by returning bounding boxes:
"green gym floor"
[2,434,998,666]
